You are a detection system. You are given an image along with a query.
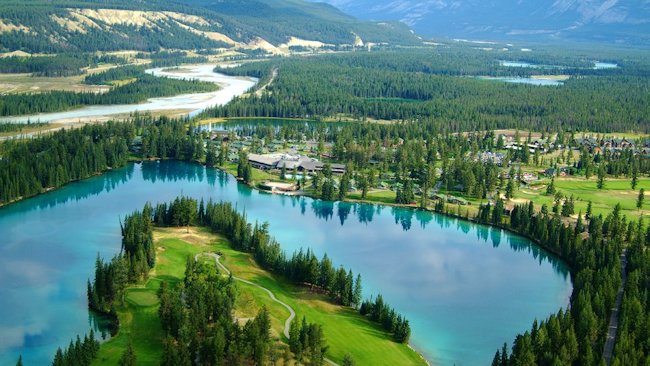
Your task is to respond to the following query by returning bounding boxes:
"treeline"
[83,65,145,85]
[479,198,650,365]
[51,331,100,366]
[88,206,155,313]
[359,294,411,343]
[158,260,280,366]
[0,121,48,133]
[137,51,209,68]
[0,53,126,76]
[611,225,650,365]
[152,197,411,343]
[288,316,329,365]
[0,115,207,207]
[209,53,650,133]
[0,74,217,116]
[0,121,133,205]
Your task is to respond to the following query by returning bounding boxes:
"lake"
[477,76,564,86]
[0,161,572,365]
[500,60,619,70]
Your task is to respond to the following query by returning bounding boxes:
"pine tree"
[118,342,137,366]
[631,163,639,189]
[342,354,355,366]
[352,274,362,308]
[546,177,555,195]
[637,188,645,210]
[597,164,606,189]
[505,178,515,200]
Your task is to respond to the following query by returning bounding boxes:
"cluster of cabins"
[576,137,650,155]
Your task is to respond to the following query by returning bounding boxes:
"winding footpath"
[602,249,628,365]
[196,253,339,366]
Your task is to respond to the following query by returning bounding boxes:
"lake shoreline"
[0,158,573,365]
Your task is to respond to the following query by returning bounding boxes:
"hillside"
[321,0,650,47]
[0,0,419,54]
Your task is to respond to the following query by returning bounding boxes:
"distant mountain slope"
[320,0,650,46]
[0,0,419,53]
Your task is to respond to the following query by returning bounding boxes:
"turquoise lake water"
[0,161,572,365]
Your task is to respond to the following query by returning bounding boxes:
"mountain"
[318,0,650,46]
[0,0,419,54]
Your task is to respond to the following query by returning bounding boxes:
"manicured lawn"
[94,227,426,365]
[222,162,278,183]
[93,232,211,366]
[518,177,650,220]
[348,189,397,204]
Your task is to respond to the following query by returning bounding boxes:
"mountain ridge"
[0,0,419,53]
[319,0,650,46]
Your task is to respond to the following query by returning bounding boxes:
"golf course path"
[196,253,339,366]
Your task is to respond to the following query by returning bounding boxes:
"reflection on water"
[0,161,571,365]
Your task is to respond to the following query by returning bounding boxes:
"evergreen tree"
[118,342,137,366]
[352,274,362,308]
[505,177,515,200]
[342,354,355,366]
[597,164,606,189]
[637,188,645,209]
[546,177,555,195]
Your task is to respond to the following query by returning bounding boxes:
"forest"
[0,121,133,205]
[482,198,649,365]
[0,54,127,77]
[210,50,650,133]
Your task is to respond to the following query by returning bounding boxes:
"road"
[602,249,628,365]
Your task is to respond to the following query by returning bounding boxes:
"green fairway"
[348,189,397,204]
[93,227,426,365]
[517,177,650,220]
[211,234,426,365]
[92,233,211,366]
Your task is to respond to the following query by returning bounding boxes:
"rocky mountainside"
[321,0,650,46]
[0,0,419,53]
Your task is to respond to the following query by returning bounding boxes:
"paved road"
[602,249,628,365]
[196,253,339,366]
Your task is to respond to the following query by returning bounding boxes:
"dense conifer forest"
[0,54,127,76]
[211,50,650,133]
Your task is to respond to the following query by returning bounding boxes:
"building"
[248,154,280,170]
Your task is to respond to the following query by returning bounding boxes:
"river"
[0,161,572,365]
[0,64,257,124]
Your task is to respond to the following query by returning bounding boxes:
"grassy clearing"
[348,189,396,204]
[222,162,277,183]
[94,226,425,365]
[0,73,109,94]
[517,177,650,220]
